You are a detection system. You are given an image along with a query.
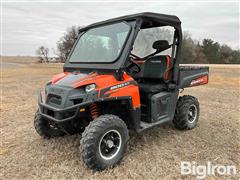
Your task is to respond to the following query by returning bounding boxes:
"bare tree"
[56,26,83,62]
[36,46,49,63]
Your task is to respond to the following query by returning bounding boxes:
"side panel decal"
[99,80,137,97]
[190,75,208,86]
[99,80,140,108]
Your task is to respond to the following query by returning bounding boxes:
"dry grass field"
[1,57,239,179]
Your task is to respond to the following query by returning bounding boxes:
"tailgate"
[178,66,209,88]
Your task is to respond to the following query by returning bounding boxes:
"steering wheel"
[126,57,141,74]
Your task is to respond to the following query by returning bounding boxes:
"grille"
[48,94,62,105]
[73,98,83,105]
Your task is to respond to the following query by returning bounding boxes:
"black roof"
[81,12,181,31]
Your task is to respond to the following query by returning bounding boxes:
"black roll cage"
[63,12,182,84]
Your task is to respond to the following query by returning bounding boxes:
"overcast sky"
[2,1,239,56]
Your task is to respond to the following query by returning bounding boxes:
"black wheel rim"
[188,104,197,123]
[99,130,122,160]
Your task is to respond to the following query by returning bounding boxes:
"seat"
[138,55,171,94]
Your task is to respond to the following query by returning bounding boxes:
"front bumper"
[38,92,92,123]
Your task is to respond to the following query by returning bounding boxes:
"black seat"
[138,55,171,94]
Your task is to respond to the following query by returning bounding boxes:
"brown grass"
[1,57,240,179]
[1,56,39,64]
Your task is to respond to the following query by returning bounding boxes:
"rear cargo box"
[178,66,209,88]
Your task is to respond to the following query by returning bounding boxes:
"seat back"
[142,55,171,82]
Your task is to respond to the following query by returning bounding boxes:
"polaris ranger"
[34,12,209,170]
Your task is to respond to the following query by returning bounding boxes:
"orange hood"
[51,72,134,90]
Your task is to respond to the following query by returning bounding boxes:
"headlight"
[85,84,96,93]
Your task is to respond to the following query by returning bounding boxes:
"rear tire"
[34,110,65,139]
[80,115,129,171]
[173,95,199,130]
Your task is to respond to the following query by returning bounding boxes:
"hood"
[52,72,97,88]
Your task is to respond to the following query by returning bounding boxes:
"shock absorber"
[89,103,100,119]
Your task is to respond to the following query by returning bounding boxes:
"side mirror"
[152,40,170,52]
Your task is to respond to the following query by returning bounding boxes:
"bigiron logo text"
[181,161,237,179]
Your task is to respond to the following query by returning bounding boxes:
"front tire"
[34,110,65,139]
[80,115,129,171]
[173,95,200,130]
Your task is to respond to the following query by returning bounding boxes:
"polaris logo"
[190,79,204,86]
[190,76,208,86]
[110,82,130,90]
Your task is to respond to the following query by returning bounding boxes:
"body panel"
[178,66,209,88]
[52,72,141,108]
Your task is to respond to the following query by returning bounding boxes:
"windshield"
[69,22,131,63]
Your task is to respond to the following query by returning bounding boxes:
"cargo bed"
[178,66,209,88]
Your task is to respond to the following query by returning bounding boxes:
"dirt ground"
[1,57,239,179]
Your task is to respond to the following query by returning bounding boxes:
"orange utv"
[35,12,209,170]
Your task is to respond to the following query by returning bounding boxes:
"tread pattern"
[80,114,129,170]
[173,95,199,130]
[34,110,65,139]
